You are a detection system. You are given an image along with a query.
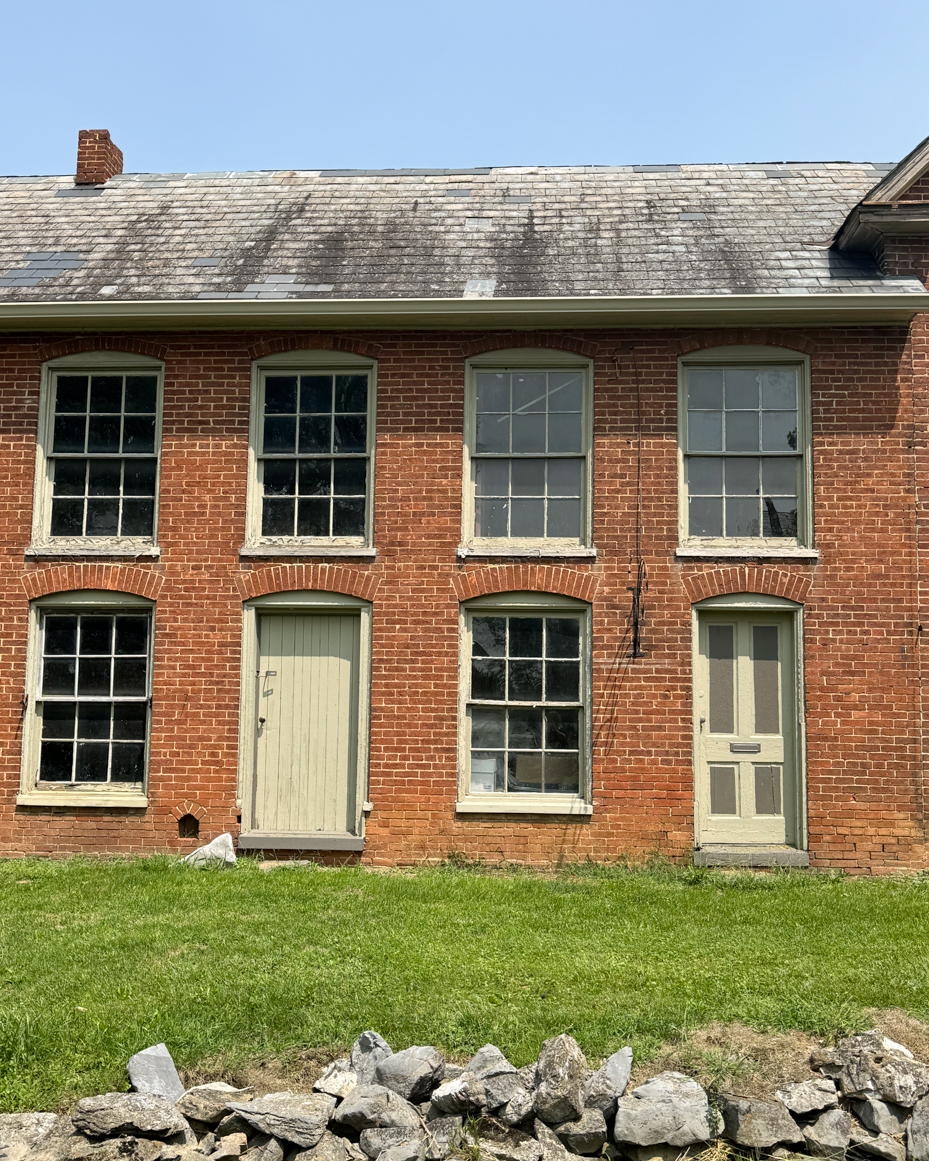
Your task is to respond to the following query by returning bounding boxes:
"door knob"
[258,717,266,725]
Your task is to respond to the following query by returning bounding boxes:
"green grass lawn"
[2,857,929,1113]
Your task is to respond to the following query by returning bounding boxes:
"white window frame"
[677,345,816,559]
[456,590,593,815]
[460,349,596,558]
[18,589,154,808]
[243,349,377,557]
[30,351,165,557]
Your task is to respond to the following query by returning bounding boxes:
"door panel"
[253,613,360,835]
[695,611,798,846]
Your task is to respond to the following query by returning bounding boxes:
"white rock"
[182,833,237,867]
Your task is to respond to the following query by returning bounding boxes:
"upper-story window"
[462,350,594,556]
[31,352,164,555]
[679,347,812,553]
[245,351,376,553]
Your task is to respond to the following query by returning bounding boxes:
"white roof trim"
[864,133,929,203]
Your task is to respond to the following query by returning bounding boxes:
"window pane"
[40,741,73,781]
[725,457,759,496]
[45,617,77,655]
[113,658,147,696]
[548,413,583,454]
[122,416,156,454]
[43,659,76,695]
[510,499,544,537]
[548,373,583,412]
[333,416,366,453]
[87,416,121,453]
[475,498,508,537]
[121,501,154,536]
[512,373,546,412]
[508,753,543,792]
[762,412,799,452]
[545,708,579,749]
[476,413,510,453]
[762,457,798,495]
[710,766,737,814]
[265,376,298,413]
[75,742,109,782]
[90,376,122,412]
[111,743,145,783]
[753,625,780,734]
[85,499,119,535]
[472,617,506,657]
[299,376,331,413]
[511,459,545,496]
[78,702,111,740]
[472,658,506,699]
[724,368,759,409]
[332,498,365,536]
[545,754,579,794]
[762,497,798,538]
[546,660,579,701]
[88,461,121,496]
[476,374,509,412]
[688,411,722,451]
[725,412,759,452]
[689,497,723,537]
[508,708,543,748]
[474,459,508,496]
[262,498,295,536]
[333,459,366,496]
[51,500,84,536]
[53,415,86,453]
[762,369,797,409]
[508,660,543,701]
[124,376,157,413]
[115,617,148,656]
[78,658,111,696]
[264,460,297,496]
[471,707,505,748]
[726,496,760,537]
[546,500,581,538]
[263,415,297,453]
[54,460,86,496]
[42,702,75,738]
[470,752,504,793]
[708,625,735,734]
[297,459,330,496]
[547,619,580,659]
[687,457,722,496]
[510,619,543,657]
[113,703,147,740]
[335,374,367,413]
[548,459,582,496]
[80,617,112,655]
[55,376,88,412]
[296,498,329,536]
[123,459,157,496]
[687,369,723,410]
[511,413,546,453]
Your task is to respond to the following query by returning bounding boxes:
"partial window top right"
[679,350,811,551]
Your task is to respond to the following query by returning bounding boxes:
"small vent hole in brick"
[178,813,200,840]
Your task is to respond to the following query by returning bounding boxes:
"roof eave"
[0,292,925,332]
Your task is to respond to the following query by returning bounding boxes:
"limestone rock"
[226,1092,337,1149]
[850,1125,906,1161]
[498,1086,535,1128]
[379,1141,426,1161]
[533,1120,572,1161]
[360,1128,426,1159]
[70,1141,166,1161]
[776,1078,839,1116]
[182,833,237,867]
[719,1095,804,1149]
[613,1074,717,1149]
[853,1096,911,1136]
[484,1074,525,1112]
[0,1113,71,1161]
[331,1085,422,1132]
[177,1083,252,1124]
[908,1094,929,1161]
[553,1108,608,1154]
[315,1061,359,1100]
[296,1130,368,1161]
[802,1108,851,1159]
[376,1047,446,1104]
[811,1035,929,1106]
[533,1036,588,1124]
[213,1132,249,1158]
[216,1113,253,1136]
[466,1120,542,1161]
[73,1093,190,1139]
[352,1033,395,1087]
[424,1116,464,1161]
[518,1064,538,1091]
[244,1140,285,1161]
[468,1046,518,1080]
[430,1073,486,1115]
[126,1043,186,1102]
[440,1065,465,1083]
[584,1049,633,1114]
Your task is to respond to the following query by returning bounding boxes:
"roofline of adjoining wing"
[0,292,925,331]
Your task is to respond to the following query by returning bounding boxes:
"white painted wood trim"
[17,792,149,808]
[455,798,593,815]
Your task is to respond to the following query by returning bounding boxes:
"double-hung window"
[19,592,153,807]
[679,347,812,553]
[462,350,594,555]
[246,352,376,552]
[457,593,592,815]
[32,353,163,554]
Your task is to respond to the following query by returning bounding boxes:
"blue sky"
[5,0,929,176]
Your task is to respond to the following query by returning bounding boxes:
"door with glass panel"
[695,612,798,845]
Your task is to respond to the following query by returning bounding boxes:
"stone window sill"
[457,545,597,559]
[455,797,593,816]
[17,791,149,809]
[26,544,161,559]
[676,544,818,561]
[239,545,378,558]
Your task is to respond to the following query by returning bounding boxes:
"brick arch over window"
[459,333,597,359]
[246,334,383,361]
[23,565,164,601]
[36,337,169,363]
[452,565,599,603]
[236,564,381,602]
[674,331,817,356]
[682,566,813,605]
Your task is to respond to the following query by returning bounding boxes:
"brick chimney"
[75,129,123,185]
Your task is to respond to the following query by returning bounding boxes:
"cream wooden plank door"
[253,613,360,836]
[695,612,798,846]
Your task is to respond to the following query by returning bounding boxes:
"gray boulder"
[802,1108,851,1159]
[468,1046,518,1080]
[360,1129,426,1159]
[518,1064,538,1091]
[70,1141,167,1161]
[812,1036,929,1106]
[352,1032,394,1086]
[177,1082,252,1124]
[485,1074,525,1112]
[441,1065,465,1083]
[534,1036,588,1124]
[908,1094,929,1161]
[430,1073,486,1115]
[127,1043,186,1101]
[466,1120,542,1161]
[553,1108,608,1154]
[850,1125,906,1161]
[584,1048,633,1114]
[423,1115,463,1161]
[719,1095,804,1149]
[315,1060,359,1100]
[776,1077,839,1116]
[499,1086,535,1128]
[331,1085,422,1132]
[379,1142,426,1161]
[212,1132,249,1158]
[217,1113,253,1136]
[613,1074,717,1149]
[73,1093,190,1139]
[533,1120,572,1161]
[245,1141,286,1161]
[226,1093,336,1148]
[853,1096,911,1136]
[294,1136,365,1161]
[376,1047,445,1104]
[0,1113,68,1161]
[182,832,237,867]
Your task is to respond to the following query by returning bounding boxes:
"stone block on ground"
[177,1083,252,1124]
[212,1131,249,1158]
[360,1128,426,1159]
[298,1130,370,1161]
[315,1060,359,1100]
[0,1112,76,1161]
[552,1107,608,1154]
[801,1108,851,1159]
[376,1047,446,1104]
[127,1043,186,1102]
[498,1086,534,1127]
[243,1140,285,1161]
[226,1093,336,1149]
[533,1036,588,1124]
[430,1072,486,1115]
[850,1124,906,1161]
[811,1036,929,1107]
[379,1141,427,1161]
[613,1074,717,1149]
[533,1120,572,1161]
[466,1120,542,1161]
[182,833,237,867]
[484,1074,525,1113]
[468,1046,518,1080]
[352,1032,394,1086]
[719,1095,804,1149]
[73,1093,190,1139]
[331,1085,422,1132]
[424,1115,464,1161]
[852,1095,911,1136]
[907,1094,929,1161]
[584,1048,633,1114]
[217,1113,258,1136]
[776,1078,839,1116]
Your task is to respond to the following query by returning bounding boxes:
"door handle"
[258,717,266,725]
[699,717,706,732]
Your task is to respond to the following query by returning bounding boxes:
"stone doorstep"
[694,845,810,868]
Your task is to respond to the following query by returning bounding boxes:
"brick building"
[1,128,929,870]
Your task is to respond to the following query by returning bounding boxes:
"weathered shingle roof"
[0,161,923,303]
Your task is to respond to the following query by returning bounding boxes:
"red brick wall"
[75,130,123,185]
[0,324,924,872]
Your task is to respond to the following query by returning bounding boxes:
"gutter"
[0,292,925,331]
